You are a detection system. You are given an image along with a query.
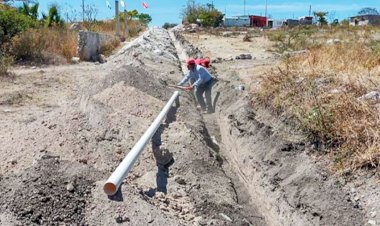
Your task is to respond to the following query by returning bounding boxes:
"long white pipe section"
[104,91,180,196]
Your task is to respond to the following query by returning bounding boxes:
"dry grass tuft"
[0,54,13,77]
[257,27,380,172]
[88,20,145,39]
[99,38,121,56]
[10,28,78,64]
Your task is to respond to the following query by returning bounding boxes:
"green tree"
[358,8,379,15]
[120,10,151,26]
[138,13,152,25]
[313,11,328,26]
[182,0,224,27]
[182,0,200,24]
[198,8,223,27]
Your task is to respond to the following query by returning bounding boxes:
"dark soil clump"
[0,155,103,225]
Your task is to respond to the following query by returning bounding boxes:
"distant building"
[284,19,300,27]
[223,16,250,27]
[299,16,313,25]
[249,15,267,27]
[350,15,380,26]
[268,19,284,29]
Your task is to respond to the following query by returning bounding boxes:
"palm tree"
[18,2,39,20]
[313,11,328,26]
[43,5,64,27]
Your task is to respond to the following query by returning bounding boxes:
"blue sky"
[11,0,380,26]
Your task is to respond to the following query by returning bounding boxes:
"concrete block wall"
[78,31,117,61]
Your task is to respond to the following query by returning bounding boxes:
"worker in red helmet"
[195,58,210,68]
[177,58,214,113]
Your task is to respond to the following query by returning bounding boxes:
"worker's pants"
[195,79,213,112]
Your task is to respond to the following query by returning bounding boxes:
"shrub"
[89,20,145,38]
[0,8,37,43]
[99,38,121,56]
[10,29,45,61]
[162,23,178,29]
[256,33,380,172]
[267,27,319,53]
[10,28,78,63]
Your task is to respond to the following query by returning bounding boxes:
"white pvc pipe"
[104,91,180,196]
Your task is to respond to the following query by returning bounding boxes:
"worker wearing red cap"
[177,58,214,113]
[195,58,210,68]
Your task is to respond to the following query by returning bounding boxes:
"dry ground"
[182,29,379,225]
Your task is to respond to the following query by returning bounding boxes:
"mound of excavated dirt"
[0,155,104,225]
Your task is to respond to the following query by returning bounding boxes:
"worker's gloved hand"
[184,86,193,91]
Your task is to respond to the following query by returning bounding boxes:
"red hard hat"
[186,58,196,65]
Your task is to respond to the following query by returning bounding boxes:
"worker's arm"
[177,72,191,86]
[192,67,211,87]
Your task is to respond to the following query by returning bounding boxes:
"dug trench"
[171,27,378,226]
[0,27,265,225]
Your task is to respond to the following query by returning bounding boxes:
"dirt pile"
[0,155,104,225]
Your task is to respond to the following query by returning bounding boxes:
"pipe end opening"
[103,182,117,196]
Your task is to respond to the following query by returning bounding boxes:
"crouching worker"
[178,58,214,113]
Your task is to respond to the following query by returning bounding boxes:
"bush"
[256,32,380,171]
[89,20,145,38]
[267,27,319,53]
[0,8,37,43]
[10,28,78,63]
[163,23,178,29]
[99,38,121,56]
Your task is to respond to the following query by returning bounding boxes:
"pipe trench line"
[104,91,180,196]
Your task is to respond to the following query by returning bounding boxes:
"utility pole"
[309,5,311,17]
[244,0,246,16]
[265,0,268,27]
[115,0,120,36]
[82,0,85,22]
[124,8,128,37]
